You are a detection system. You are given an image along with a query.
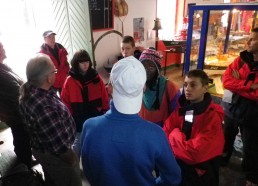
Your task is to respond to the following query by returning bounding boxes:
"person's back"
[0,41,32,167]
[81,56,181,186]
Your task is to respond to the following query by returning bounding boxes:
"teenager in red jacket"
[39,30,70,93]
[164,69,224,186]
[61,49,109,158]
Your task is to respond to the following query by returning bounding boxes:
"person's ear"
[203,85,208,93]
[46,75,52,84]
[143,84,146,92]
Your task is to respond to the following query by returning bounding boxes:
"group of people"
[0,27,258,186]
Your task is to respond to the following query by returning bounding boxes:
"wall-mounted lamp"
[152,18,162,50]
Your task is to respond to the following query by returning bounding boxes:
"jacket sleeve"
[99,77,110,112]
[223,57,252,91]
[61,78,72,114]
[155,130,181,186]
[223,57,258,100]
[163,110,181,139]
[168,110,224,165]
[166,80,181,114]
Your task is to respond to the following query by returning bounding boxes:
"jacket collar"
[178,92,212,116]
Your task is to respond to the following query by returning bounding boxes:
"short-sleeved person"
[19,54,81,186]
[61,49,109,158]
[81,56,181,186]
[164,69,224,186]
[139,48,180,127]
[39,30,70,93]
[0,41,32,167]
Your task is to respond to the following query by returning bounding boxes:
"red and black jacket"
[61,68,109,132]
[164,93,224,164]
[223,50,258,101]
[39,43,70,89]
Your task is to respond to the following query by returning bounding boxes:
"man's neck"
[46,43,55,49]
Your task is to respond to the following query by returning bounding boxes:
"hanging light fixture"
[152,18,162,50]
[152,18,162,31]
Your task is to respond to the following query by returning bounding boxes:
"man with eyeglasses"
[19,53,82,186]
[39,30,70,94]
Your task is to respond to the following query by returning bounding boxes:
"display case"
[184,3,258,96]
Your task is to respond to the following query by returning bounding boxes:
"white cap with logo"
[110,56,147,114]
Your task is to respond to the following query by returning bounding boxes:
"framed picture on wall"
[133,18,144,43]
[89,0,114,31]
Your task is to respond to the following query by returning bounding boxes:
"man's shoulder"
[136,118,167,136]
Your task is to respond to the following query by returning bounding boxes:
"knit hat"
[110,56,146,114]
[139,48,162,70]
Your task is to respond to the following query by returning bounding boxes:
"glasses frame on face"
[48,69,58,75]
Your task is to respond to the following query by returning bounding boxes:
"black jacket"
[0,63,24,125]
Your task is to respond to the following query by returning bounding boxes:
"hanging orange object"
[114,0,128,17]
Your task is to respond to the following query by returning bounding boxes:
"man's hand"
[59,148,78,165]
[232,69,240,79]
[250,83,258,90]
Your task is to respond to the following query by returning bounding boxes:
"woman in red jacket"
[61,49,109,158]
[164,69,224,186]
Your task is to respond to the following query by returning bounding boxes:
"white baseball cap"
[110,56,146,114]
[43,30,56,38]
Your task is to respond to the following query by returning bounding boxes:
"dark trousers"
[10,124,32,167]
[222,115,242,164]
[242,127,258,184]
[32,149,82,186]
[178,156,220,186]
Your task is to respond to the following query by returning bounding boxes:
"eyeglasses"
[49,69,58,74]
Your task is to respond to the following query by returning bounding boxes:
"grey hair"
[20,54,53,103]
[26,53,53,87]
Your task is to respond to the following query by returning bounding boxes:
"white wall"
[93,0,156,71]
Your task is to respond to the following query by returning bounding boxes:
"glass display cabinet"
[184,3,258,96]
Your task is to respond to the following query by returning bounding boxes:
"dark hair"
[71,49,92,72]
[252,27,258,33]
[121,35,135,47]
[186,69,209,86]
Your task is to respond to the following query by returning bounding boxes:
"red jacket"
[163,93,224,165]
[139,77,180,127]
[61,69,109,132]
[223,51,258,101]
[39,43,70,89]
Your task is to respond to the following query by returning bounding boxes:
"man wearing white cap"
[81,56,181,186]
[39,30,70,94]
